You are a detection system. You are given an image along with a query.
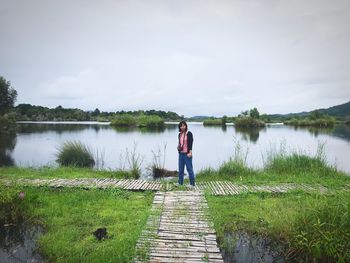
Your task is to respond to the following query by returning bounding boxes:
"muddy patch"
[0,219,44,262]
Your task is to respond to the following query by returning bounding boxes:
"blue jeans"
[178,153,195,186]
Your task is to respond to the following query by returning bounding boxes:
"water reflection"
[331,124,350,142]
[234,126,266,143]
[0,220,44,262]
[221,232,285,263]
[291,124,350,142]
[0,133,16,166]
[16,123,110,134]
[293,126,335,138]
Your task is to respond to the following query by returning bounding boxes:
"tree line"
[15,104,182,122]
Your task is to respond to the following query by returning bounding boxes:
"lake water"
[1,122,350,174]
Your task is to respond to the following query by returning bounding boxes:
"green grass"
[206,191,350,262]
[0,166,132,180]
[56,141,95,168]
[110,114,164,128]
[0,186,154,263]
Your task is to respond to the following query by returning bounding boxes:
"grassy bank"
[284,117,336,127]
[0,166,132,180]
[206,191,350,262]
[0,186,154,262]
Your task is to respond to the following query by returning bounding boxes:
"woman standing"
[177,121,195,187]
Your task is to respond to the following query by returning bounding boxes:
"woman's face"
[180,124,187,132]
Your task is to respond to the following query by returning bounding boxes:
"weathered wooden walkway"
[134,191,223,263]
[0,178,342,195]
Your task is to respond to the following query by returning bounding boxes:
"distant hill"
[268,101,350,120]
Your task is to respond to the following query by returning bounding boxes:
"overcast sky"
[1,0,350,117]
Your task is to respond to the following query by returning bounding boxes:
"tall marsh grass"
[197,141,348,184]
[56,141,95,168]
[218,141,252,177]
[119,143,143,179]
[263,142,337,176]
[149,143,176,178]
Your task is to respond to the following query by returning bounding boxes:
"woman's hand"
[187,151,192,158]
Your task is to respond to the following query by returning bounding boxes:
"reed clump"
[56,141,95,168]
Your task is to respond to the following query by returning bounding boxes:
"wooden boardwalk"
[1,178,342,195]
[134,191,223,263]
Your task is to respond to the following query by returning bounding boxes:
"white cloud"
[1,0,349,116]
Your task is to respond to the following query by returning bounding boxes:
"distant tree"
[0,76,17,114]
[240,110,249,117]
[92,108,100,116]
[249,107,260,119]
[309,110,324,120]
[222,115,227,125]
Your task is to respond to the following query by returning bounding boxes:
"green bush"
[234,116,265,127]
[56,141,95,168]
[137,114,164,127]
[110,114,164,128]
[110,114,137,127]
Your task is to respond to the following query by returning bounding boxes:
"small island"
[284,110,336,127]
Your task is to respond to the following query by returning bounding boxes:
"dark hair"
[178,121,188,132]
